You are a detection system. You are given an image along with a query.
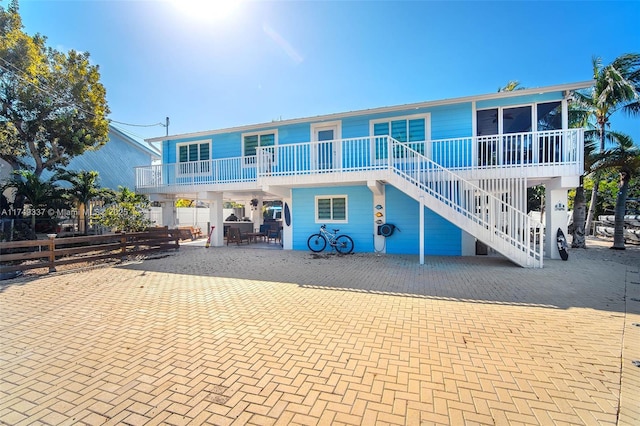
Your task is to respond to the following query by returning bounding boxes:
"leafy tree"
[571,53,640,245]
[94,186,152,232]
[0,0,110,176]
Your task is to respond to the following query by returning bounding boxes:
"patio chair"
[227,227,249,245]
[266,224,280,243]
[257,224,270,241]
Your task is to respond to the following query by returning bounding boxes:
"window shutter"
[244,135,259,156]
[374,122,389,136]
[391,120,407,142]
[179,145,188,162]
[408,119,425,142]
[332,198,346,220]
[317,199,331,220]
[260,133,275,147]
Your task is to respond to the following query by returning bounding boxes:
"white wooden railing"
[387,139,544,267]
[136,156,258,188]
[135,130,582,188]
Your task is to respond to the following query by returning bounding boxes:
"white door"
[312,122,341,171]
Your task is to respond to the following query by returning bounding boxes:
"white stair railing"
[387,139,543,268]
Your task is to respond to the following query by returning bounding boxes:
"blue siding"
[289,185,462,256]
[429,103,473,167]
[384,186,461,255]
[278,123,310,144]
[341,115,369,138]
[213,133,242,158]
[163,140,173,163]
[430,103,472,140]
[292,186,372,252]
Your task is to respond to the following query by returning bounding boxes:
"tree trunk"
[586,124,607,236]
[584,177,599,236]
[611,169,630,250]
[572,185,586,248]
[30,212,37,240]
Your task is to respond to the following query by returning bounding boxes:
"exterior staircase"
[385,139,543,268]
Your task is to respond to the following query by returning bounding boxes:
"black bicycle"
[307,224,354,254]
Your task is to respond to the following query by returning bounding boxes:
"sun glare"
[171,0,241,21]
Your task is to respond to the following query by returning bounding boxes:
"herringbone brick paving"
[1,238,638,425]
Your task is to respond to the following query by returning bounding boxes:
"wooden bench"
[177,226,203,241]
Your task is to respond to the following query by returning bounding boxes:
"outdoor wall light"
[375,212,383,217]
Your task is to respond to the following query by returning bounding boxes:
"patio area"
[0,237,638,425]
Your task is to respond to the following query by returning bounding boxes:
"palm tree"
[594,132,640,249]
[498,80,524,92]
[55,170,107,234]
[2,170,61,238]
[571,53,640,247]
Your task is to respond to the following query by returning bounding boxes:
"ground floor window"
[316,195,347,222]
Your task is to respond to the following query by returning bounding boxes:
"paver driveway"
[1,239,639,425]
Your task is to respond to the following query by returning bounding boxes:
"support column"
[200,192,223,247]
[282,196,292,250]
[544,178,573,259]
[251,197,263,231]
[368,180,385,254]
[419,196,424,265]
[150,194,177,229]
[460,230,476,256]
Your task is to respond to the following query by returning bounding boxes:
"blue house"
[137,81,592,267]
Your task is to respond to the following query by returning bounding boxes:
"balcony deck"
[135,130,583,194]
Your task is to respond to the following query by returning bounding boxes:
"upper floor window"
[537,102,562,131]
[178,141,210,162]
[477,101,562,135]
[177,141,210,175]
[316,195,347,222]
[371,116,427,158]
[476,101,564,165]
[243,131,276,166]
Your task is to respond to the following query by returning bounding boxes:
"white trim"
[147,81,593,143]
[314,194,348,223]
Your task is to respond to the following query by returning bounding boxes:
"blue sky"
[15,0,640,144]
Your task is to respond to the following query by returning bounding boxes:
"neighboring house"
[1,125,160,190]
[136,81,592,267]
[46,125,160,190]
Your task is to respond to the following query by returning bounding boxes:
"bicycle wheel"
[307,234,327,252]
[334,235,354,254]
